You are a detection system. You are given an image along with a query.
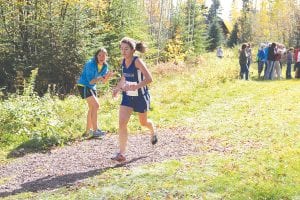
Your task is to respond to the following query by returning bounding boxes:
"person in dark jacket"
[286,48,294,79]
[239,43,249,80]
[257,44,265,79]
[265,42,277,80]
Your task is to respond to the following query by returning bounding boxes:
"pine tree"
[239,0,252,42]
[206,0,223,51]
[227,22,239,47]
[207,0,221,22]
[207,19,223,51]
[183,0,208,54]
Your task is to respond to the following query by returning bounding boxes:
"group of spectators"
[239,42,300,80]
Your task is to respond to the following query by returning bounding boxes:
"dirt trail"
[0,128,224,198]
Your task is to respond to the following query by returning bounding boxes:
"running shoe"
[111,153,126,162]
[151,134,158,145]
[92,129,106,138]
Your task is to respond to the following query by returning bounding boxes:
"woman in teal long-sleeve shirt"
[77,48,113,137]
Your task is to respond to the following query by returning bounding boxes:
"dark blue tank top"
[122,56,148,96]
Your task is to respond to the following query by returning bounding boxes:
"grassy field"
[1,49,300,199]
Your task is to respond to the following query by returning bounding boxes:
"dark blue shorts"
[77,85,96,99]
[121,93,150,113]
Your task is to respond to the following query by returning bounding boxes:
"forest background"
[1,0,300,97]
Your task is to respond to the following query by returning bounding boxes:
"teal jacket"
[77,58,108,90]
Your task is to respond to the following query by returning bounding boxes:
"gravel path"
[0,128,227,198]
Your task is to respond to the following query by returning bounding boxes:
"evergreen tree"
[207,19,223,51]
[239,0,252,42]
[227,22,239,47]
[207,0,221,21]
[206,0,223,51]
[183,0,208,54]
[161,0,207,61]
[102,0,150,68]
[193,21,209,54]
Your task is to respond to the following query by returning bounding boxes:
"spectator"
[239,43,249,80]
[217,46,223,58]
[286,47,294,79]
[257,43,265,79]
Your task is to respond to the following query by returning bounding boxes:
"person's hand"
[122,84,138,91]
[129,84,138,91]
[112,87,121,98]
[104,71,115,79]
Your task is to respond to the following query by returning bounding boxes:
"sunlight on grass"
[1,50,300,199]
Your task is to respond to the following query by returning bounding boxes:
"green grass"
[1,49,300,199]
